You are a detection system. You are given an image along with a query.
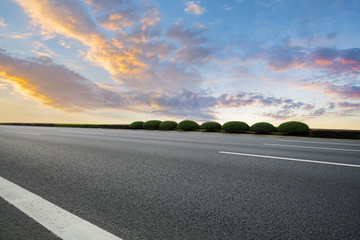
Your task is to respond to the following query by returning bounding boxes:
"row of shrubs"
[129,120,310,135]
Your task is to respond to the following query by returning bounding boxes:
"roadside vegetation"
[1,121,359,139]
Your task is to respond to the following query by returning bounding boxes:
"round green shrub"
[143,120,162,130]
[159,121,178,130]
[129,121,144,129]
[177,120,200,131]
[277,121,310,135]
[250,122,276,134]
[200,121,222,132]
[222,121,249,133]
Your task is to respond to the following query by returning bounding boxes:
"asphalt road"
[1,125,360,240]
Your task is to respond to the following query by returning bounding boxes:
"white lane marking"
[219,151,360,168]
[2,130,42,136]
[58,131,105,135]
[263,143,360,152]
[278,139,360,146]
[0,176,123,240]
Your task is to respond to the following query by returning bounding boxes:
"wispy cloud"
[0,32,32,39]
[14,0,214,92]
[184,1,206,15]
[167,22,213,66]
[336,102,360,108]
[264,45,360,74]
[0,17,6,27]
[59,40,70,48]
[1,49,324,121]
[293,80,360,100]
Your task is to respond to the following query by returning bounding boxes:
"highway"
[1,125,360,239]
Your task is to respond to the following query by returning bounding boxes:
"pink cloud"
[185,1,206,15]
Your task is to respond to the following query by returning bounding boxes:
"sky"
[0,0,359,129]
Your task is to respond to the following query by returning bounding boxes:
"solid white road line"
[263,143,360,152]
[58,130,105,135]
[0,176,123,240]
[2,130,42,136]
[219,151,360,168]
[278,139,360,146]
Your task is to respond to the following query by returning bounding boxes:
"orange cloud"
[0,50,131,111]
[14,0,204,92]
[340,58,359,64]
[14,0,155,89]
[315,58,333,66]
[185,1,206,15]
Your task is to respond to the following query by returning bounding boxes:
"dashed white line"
[263,143,360,152]
[2,131,42,136]
[0,176,123,240]
[278,139,360,146]
[219,151,360,168]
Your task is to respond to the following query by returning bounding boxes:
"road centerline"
[0,176,123,240]
[219,151,360,168]
[263,143,360,152]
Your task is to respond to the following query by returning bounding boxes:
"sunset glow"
[0,0,359,129]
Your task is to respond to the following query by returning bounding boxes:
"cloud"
[1,48,328,121]
[261,110,296,120]
[151,90,316,120]
[167,22,214,66]
[84,0,138,30]
[0,49,129,111]
[184,1,206,15]
[15,0,214,92]
[265,45,307,71]
[0,32,32,39]
[336,102,360,108]
[239,39,360,75]
[59,40,71,48]
[325,32,338,40]
[0,17,6,27]
[295,80,360,99]
[328,102,335,109]
[311,107,326,116]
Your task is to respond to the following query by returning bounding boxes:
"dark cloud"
[311,107,326,116]
[337,102,360,108]
[151,90,315,120]
[328,102,336,109]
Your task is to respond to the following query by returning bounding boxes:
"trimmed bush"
[129,121,144,129]
[200,121,222,132]
[177,120,200,131]
[278,121,310,135]
[250,122,275,134]
[159,121,178,130]
[222,121,249,133]
[143,120,162,130]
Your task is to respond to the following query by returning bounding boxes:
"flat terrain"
[1,125,360,239]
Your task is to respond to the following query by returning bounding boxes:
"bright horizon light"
[0,0,359,129]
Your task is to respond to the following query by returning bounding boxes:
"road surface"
[1,125,360,239]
